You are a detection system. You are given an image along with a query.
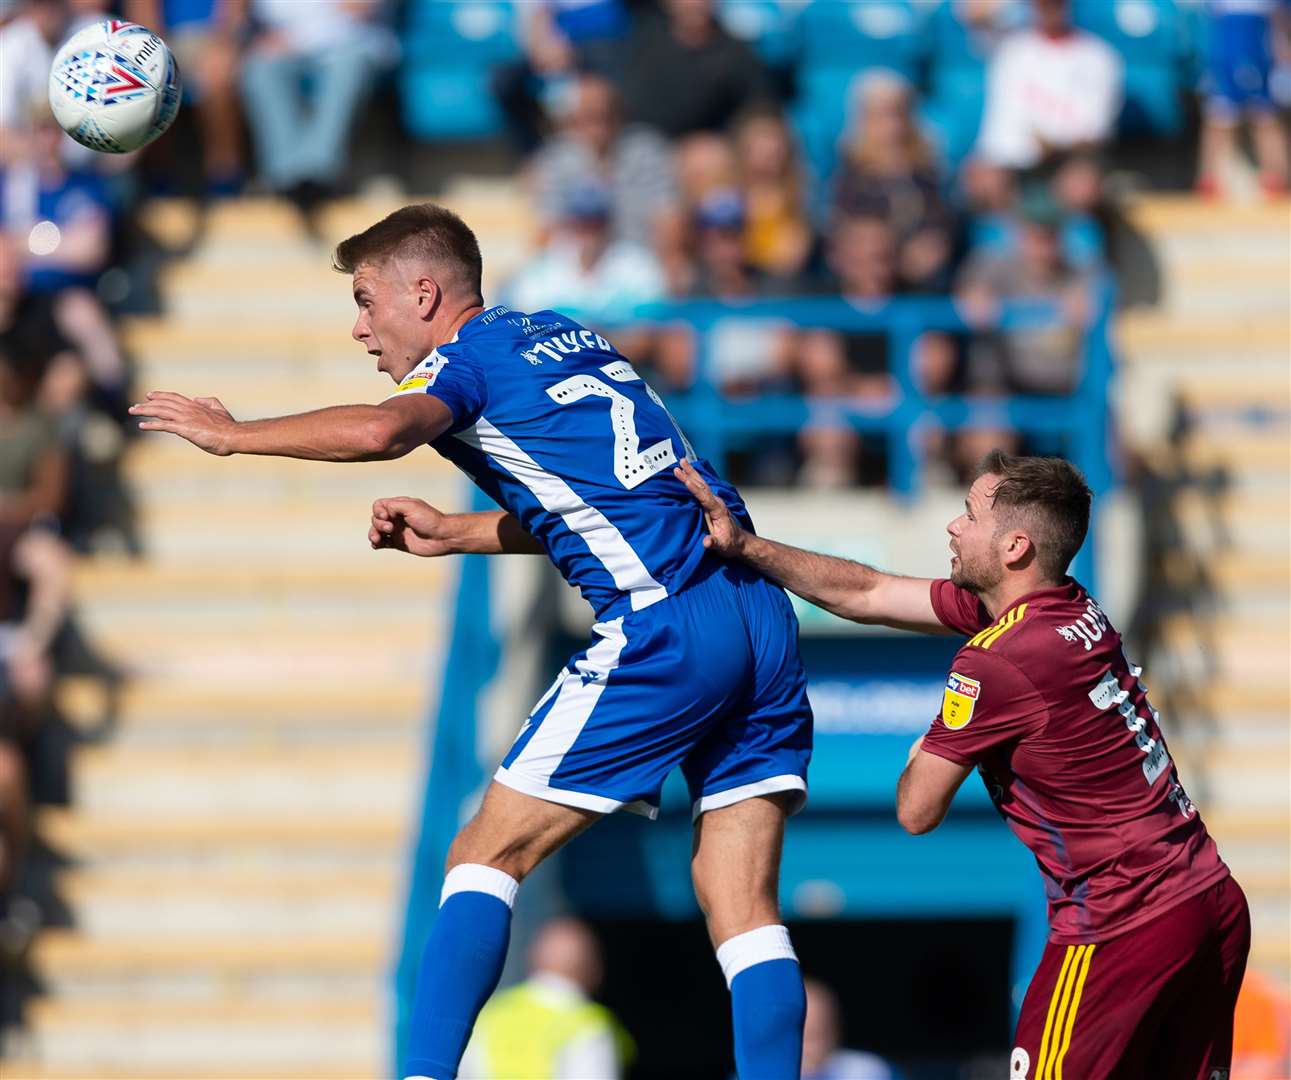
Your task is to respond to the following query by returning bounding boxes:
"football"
[48,19,181,154]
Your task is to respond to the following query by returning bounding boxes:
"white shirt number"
[546,361,689,490]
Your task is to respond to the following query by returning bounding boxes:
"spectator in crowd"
[733,106,815,283]
[960,159,1104,269]
[619,0,774,140]
[0,346,73,950]
[529,73,678,255]
[801,978,900,1080]
[952,194,1094,467]
[655,188,796,394]
[493,0,630,156]
[956,195,1094,398]
[0,0,69,165]
[502,181,665,341]
[459,917,632,1080]
[239,0,394,213]
[794,215,904,488]
[975,0,1123,171]
[834,72,955,293]
[0,105,129,419]
[125,0,248,197]
[1197,0,1290,198]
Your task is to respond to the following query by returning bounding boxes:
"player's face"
[947,473,1006,592]
[350,259,437,383]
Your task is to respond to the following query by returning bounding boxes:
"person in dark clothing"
[619,0,775,139]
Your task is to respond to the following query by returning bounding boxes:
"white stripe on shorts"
[507,617,628,786]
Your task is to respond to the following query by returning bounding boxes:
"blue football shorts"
[494,557,813,820]
[1205,12,1275,119]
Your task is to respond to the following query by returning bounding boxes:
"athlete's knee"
[444,823,544,883]
[697,877,781,945]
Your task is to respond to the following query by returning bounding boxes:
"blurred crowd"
[0,0,1290,949]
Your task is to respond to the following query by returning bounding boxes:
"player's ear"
[415,275,441,321]
[1003,530,1035,570]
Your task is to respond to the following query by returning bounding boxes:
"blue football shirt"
[388,306,751,619]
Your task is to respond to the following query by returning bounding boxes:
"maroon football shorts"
[1010,875,1250,1080]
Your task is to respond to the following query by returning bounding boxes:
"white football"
[48,19,181,154]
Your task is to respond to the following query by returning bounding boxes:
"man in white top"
[975,0,1123,170]
[458,917,629,1080]
[0,0,66,164]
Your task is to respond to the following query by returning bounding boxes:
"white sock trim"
[440,863,520,909]
[715,924,798,988]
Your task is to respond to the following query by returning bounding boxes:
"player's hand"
[369,497,457,557]
[129,391,237,455]
[674,458,746,559]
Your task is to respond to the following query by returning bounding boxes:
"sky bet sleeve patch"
[941,671,981,730]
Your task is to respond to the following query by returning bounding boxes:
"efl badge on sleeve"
[942,672,981,730]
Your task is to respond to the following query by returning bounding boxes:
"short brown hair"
[332,203,483,303]
[978,450,1092,579]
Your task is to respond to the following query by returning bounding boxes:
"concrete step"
[1167,491,1291,555]
[76,579,445,633]
[76,620,439,685]
[1118,313,1291,360]
[1175,744,1291,811]
[70,745,417,817]
[1206,810,1291,872]
[1178,428,1291,476]
[74,556,449,600]
[121,436,460,495]
[28,930,386,1000]
[57,868,398,938]
[0,1059,381,1080]
[1125,195,1291,236]
[37,809,406,872]
[13,999,379,1078]
[57,676,429,748]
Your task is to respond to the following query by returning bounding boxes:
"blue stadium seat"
[921,0,994,164]
[1073,0,1189,136]
[796,0,922,79]
[718,0,798,68]
[400,0,520,141]
[791,66,867,190]
[404,0,520,63]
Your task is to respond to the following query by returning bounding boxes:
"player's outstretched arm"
[129,392,451,462]
[370,499,544,557]
[674,459,947,633]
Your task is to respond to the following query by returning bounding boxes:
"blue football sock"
[403,863,519,1080]
[718,925,806,1080]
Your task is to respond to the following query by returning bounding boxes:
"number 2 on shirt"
[547,361,694,490]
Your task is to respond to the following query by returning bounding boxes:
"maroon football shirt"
[923,578,1230,944]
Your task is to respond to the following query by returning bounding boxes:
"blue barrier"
[624,279,1116,583]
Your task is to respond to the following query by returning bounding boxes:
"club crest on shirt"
[942,671,980,730]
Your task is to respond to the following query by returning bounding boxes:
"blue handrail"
[617,277,1117,584]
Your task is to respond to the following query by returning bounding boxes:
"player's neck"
[436,303,486,348]
[981,573,1061,619]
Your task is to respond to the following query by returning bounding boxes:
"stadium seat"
[1073,0,1189,136]
[796,0,922,79]
[400,0,520,141]
[919,0,1008,165]
[790,66,866,191]
[718,0,799,68]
